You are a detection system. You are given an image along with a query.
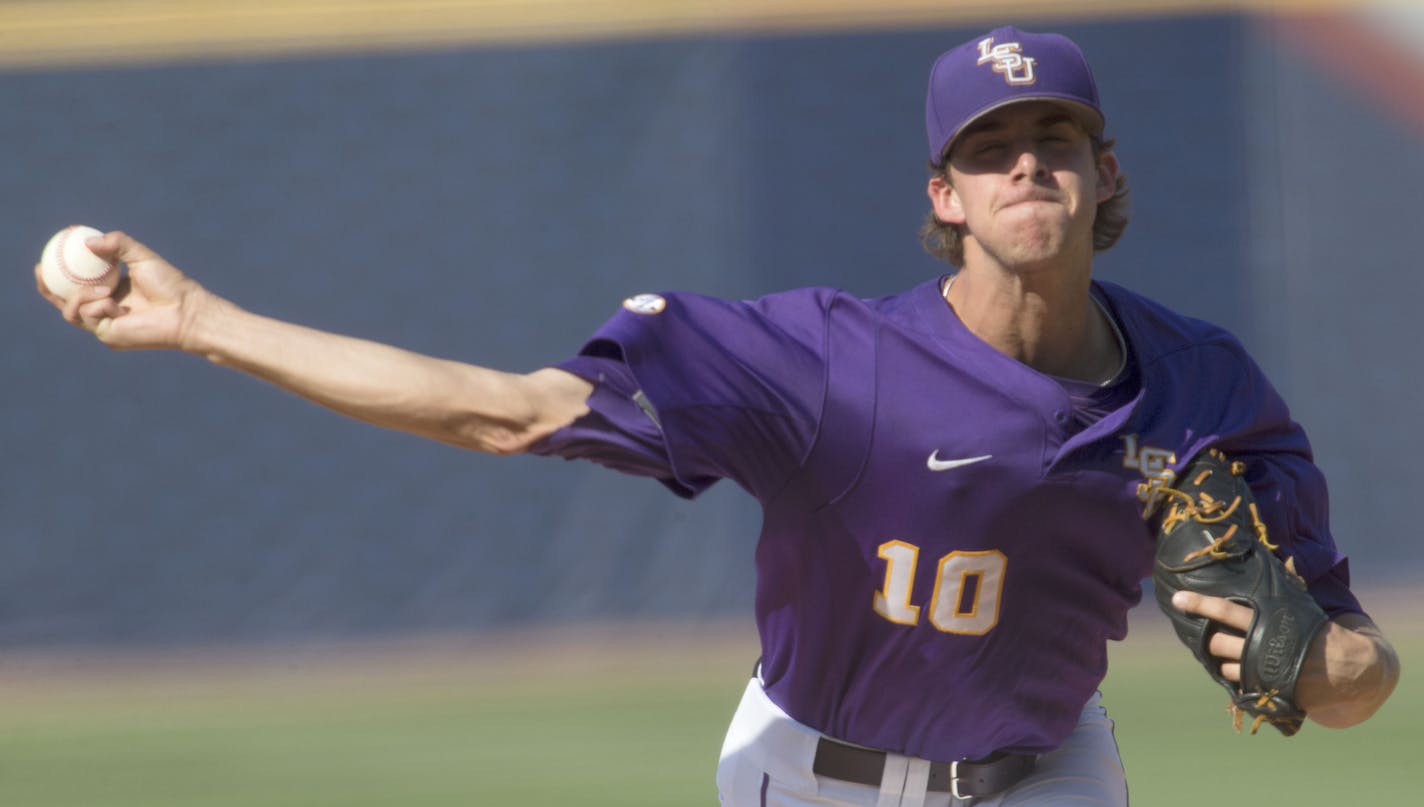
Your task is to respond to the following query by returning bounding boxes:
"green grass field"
[0,611,1416,806]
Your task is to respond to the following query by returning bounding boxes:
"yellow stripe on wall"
[0,0,1379,70]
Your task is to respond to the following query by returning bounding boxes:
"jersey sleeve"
[1102,282,1364,618]
[528,289,832,502]
[1213,346,1363,618]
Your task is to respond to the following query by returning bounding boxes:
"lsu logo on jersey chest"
[1121,434,1178,516]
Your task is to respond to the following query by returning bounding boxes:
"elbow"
[446,414,553,456]
[478,423,550,456]
[434,366,590,455]
[447,397,574,456]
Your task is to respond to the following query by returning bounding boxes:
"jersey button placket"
[1040,403,1071,473]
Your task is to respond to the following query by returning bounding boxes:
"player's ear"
[928,175,965,225]
[1094,150,1120,205]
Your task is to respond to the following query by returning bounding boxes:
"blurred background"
[0,1,1420,804]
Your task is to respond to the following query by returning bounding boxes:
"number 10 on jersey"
[873,541,1007,634]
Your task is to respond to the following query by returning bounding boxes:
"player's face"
[928,101,1118,272]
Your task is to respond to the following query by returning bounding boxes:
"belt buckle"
[950,760,965,800]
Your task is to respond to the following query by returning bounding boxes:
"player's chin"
[993,230,1068,266]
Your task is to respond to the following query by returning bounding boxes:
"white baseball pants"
[716,676,1128,806]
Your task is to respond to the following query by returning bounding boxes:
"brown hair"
[918,138,1131,267]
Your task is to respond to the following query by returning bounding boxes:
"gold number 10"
[873,541,1007,635]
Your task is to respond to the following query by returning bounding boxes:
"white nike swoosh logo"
[926,451,992,472]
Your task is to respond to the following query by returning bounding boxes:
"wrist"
[179,289,240,360]
[1299,618,1400,728]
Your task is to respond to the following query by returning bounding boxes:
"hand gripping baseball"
[1151,449,1331,735]
[36,231,206,351]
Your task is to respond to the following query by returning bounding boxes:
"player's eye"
[1040,126,1081,146]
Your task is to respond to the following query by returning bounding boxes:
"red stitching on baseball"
[56,226,116,287]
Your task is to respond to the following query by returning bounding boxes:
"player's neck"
[943,259,1122,384]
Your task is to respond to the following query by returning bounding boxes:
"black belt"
[812,737,1036,799]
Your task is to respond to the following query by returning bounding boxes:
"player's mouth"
[999,192,1061,209]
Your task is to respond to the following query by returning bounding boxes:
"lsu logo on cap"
[623,293,667,315]
[976,37,1037,86]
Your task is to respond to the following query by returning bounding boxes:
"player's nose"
[1010,146,1048,181]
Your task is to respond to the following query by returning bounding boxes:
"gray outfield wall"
[2,14,1419,647]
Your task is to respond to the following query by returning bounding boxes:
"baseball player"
[39,25,1399,807]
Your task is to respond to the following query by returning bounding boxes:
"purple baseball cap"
[926,26,1104,163]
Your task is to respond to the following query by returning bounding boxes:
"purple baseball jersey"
[530,277,1361,761]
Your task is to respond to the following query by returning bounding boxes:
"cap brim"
[939,96,1105,163]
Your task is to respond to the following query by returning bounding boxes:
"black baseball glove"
[1150,449,1330,735]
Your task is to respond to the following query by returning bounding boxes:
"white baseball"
[40,225,119,300]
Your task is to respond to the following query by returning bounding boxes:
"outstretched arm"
[1172,591,1401,729]
[37,231,593,454]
